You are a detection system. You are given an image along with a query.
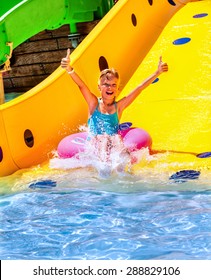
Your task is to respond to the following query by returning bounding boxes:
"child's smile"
[106,90,114,95]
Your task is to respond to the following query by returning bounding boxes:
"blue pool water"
[1,168,211,260]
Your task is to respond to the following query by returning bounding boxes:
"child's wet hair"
[99,68,119,82]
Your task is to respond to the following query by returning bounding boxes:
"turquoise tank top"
[88,99,119,136]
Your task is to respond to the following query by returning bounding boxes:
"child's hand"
[61,49,72,72]
[158,56,168,73]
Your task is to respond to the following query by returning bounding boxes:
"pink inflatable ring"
[57,122,152,159]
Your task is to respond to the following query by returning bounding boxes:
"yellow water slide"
[121,0,211,172]
[0,0,210,177]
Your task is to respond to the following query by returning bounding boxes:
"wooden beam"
[0,72,5,104]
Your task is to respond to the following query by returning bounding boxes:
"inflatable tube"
[120,127,152,152]
[57,125,152,159]
[57,132,87,158]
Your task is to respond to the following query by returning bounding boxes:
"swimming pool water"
[1,171,211,260]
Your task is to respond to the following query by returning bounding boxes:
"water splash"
[49,134,153,178]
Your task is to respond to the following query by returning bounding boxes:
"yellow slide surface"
[121,0,211,173]
[0,0,210,176]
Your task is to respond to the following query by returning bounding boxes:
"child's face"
[98,76,119,100]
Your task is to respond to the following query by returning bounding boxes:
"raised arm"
[61,49,97,114]
[117,57,168,117]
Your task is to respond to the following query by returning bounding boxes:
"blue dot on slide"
[29,180,57,189]
[193,13,208,18]
[173,37,191,45]
[152,77,159,83]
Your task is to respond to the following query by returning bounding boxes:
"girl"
[61,49,168,169]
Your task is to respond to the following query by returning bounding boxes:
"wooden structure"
[3,21,98,94]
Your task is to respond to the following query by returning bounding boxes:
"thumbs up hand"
[158,56,168,73]
[61,49,72,72]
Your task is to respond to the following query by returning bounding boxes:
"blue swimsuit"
[88,99,119,136]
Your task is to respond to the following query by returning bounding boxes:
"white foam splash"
[50,135,133,177]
